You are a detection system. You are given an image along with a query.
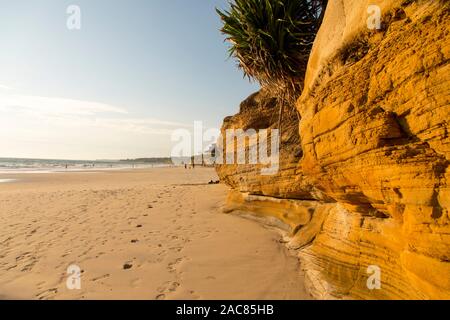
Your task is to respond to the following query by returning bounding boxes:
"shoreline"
[0,167,311,300]
[0,165,175,176]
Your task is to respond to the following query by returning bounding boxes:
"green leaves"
[217,0,326,102]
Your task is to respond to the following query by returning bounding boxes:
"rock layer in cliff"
[217,0,450,300]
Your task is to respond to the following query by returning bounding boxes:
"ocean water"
[0,158,168,174]
[0,179,16,183]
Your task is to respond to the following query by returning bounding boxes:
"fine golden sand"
[0,167,310,300]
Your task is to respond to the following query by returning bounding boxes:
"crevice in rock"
[338,37,370,66]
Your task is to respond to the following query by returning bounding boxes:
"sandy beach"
[0,167,310,300]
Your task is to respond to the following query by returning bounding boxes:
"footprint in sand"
[21,261,38,272]
[36,288,58,300]
[91,274,110,282]
[157,249,167,257]
[26,229,38,238]
[167,281,180,292]
[167,258,184,273]
[36,281,47,291]
[189,290,201,300]
[169,246,183,253]
[157,281,180,298]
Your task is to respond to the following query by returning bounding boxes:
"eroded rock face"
[215,89,317,200]
[296,0,449,299]
[217,0,450,299]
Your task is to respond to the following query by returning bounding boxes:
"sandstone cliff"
[217,0,450,299]
[216,89,315,200]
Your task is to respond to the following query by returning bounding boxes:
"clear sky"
[0,0,259,160]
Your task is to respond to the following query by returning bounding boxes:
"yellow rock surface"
[295,0,450,299]
[215,89,319,200]
[217,0,450,299]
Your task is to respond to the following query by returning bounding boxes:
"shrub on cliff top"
[217,0,327,105]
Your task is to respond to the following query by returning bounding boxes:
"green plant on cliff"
[217,0,327,127]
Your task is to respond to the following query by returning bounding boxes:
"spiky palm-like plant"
[217,0,327,123]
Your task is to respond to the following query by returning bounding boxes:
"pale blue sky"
[0,0,258,160]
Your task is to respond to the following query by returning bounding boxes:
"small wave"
[0,179,16,183]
